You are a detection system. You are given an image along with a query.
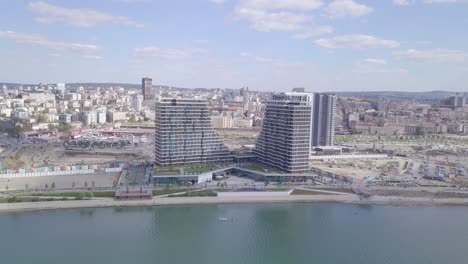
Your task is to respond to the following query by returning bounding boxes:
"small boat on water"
[218,217,228,221]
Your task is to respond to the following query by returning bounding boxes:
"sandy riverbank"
[2,194,468,213]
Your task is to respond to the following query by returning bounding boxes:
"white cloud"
[363,58,387,64]
[134,47,207,59]
[392,0,413,5]
[28,1,144,28]
[354,59,407,74]
[325,0,373,18]
[0,30,99,56]
[83,55,103,59]
[240,51,305,67]
[292,26,333,39]
[394,49,468,63]
[209,0,227,4]
[315,34,400,49]
[113,0,151,3]
[235,7,310,31]
[393,0,467,5]
[238,0,323,10]
[240,52,274,62]
[234,0,325,32]
[423,0,468,3]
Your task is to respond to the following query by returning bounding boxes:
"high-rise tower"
[155,98,231,166]
[312,93,336,147]
[255,92,313,173]
[142,77,153,100]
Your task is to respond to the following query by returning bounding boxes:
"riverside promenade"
[2,194,468,213]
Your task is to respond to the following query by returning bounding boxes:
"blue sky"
[0,0,467,92]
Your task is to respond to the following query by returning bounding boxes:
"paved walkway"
[1,194,468,213]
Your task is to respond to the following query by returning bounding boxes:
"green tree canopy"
[415,125,427,136]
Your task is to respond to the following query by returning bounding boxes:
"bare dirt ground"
[3,137,155,169]
[3,145,144,169]
[0,172,120,191]
[311,158,407,180]
[216,128,259,150]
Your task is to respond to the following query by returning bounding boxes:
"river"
[1,203,467,263]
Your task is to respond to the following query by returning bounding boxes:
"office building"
[82,111,97,126]
[59,113,72,123]
[97,112,107,124]
[443,93,467,108]
[255,92,313,173]
[211,116,233,129]
[56,83,65,96]
[132,94,143,112]
[142,77,153,100]
[155,98,230,166]
[2,84,7,95]
[106,111,127,123]
[312,93,336,147]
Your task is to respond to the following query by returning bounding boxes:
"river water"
[1,203,467,264]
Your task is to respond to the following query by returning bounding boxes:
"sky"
[0,0,467,92]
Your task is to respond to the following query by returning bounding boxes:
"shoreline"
[2,194,468,213]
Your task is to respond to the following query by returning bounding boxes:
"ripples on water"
[1,203,468,264]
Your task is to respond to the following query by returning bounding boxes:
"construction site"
[315,134,468,186]
[1,129,155,170]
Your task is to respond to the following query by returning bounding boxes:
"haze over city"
[2,1,468,264]
[1,0,467,92]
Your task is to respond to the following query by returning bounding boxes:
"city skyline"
[1,0,468,92]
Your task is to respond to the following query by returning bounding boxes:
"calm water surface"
[1,203,468,264]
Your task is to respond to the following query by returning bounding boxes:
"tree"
[7,125,25,137]
[84,181,88,188]
[415,125,427,136]
[37,115,48,123]
[45,184,48,189]
[57,123,72,133]
[48,124,57,131]
[51,182,56,189]
[23,124,33,132]
[129,114,136,123]
[72,182,75,188]
[0,113,7,118]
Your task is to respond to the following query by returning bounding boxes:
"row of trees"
[15,181,97,191]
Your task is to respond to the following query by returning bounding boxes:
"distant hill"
[335,91,456,102]
[0,82,183,91]
[1,82,457,102]
[1,82,143,90]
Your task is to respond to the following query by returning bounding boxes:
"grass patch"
[313,188,354,194]
[169,190,217,197]
[0,196,73,203]
[152,189,196,196]
[244,165,267,172]
[185,166,216,174]
[91,192,115,198]
[28,191,115,198]
[266,188,291,192]
[154,167,181,175]
[290,189,333,195]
